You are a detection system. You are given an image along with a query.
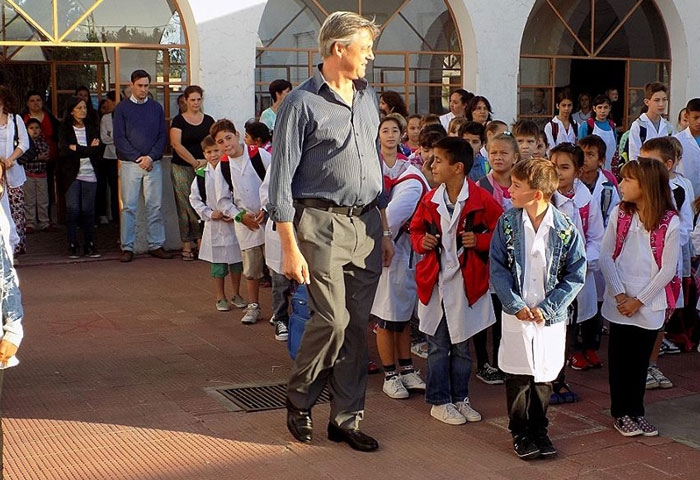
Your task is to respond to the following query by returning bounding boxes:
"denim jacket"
[489,207,587,326]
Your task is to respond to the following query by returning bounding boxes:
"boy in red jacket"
[410,137,503,425]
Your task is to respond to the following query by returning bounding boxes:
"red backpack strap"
[579,202,590,237]
[549,120,559,142]
[612,208,633,260]
[587,117,595,132]
[650,210,681,319]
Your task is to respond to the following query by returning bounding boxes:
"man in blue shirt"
[113,69,171,262]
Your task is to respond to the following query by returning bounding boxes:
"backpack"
[599,179,616,225]
[219,145,266,193]
[586,117,623,180]
[549,119,578,144]
[383,172,428,242]
[195,167,207,203]
[617,125,647,176]
[612,208,681,321]
[672,184,686,211]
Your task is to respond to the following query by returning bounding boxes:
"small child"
[600,158,680,437]
[544,92,577,150]
[627,82,674,162]
[550,144,605,379]
[415,128,446,188]
[490,158,586,460]
[244,121,272,153]
[675,98,700,197]
[578,135,620,228]
[403,114,422,154]
[535,131,548,159]
[189,136,246,312]
[410,136,503,425]
[473,132,522,385]
[211,119,270,324]
[448,116,468,137]
[458,121,488,181]
[577,94,617,171]
[512,120,540,160]
[482,120,508,161]
[20,118,52,233]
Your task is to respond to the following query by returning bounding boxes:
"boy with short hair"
[578,135,620,228]
[675,98,700,196]
[577,95,617,171]
[189,135,246,312]
[628,82,674,161]
[458,121,488,181]
[512,120,540,160]
[490,158,586,460]
[211,119,270,324]
[410,136,503,426]
[21,118,52,233]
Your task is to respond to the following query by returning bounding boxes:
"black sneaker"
[274,321,289,342]
[85,243,101,258]
[513,435,541,460]
[476,363,505,385]
[534,434,557,458]
[68,244,80,259]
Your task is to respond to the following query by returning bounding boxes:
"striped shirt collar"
[311,64,368,94]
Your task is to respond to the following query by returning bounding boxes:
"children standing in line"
[410,137,502,425]
[512,120,540,161]
[373,115,429,399]
[21,118,52,233]
[490,158,586,460]
[472,133,521,385]
[600,158,680,437]
[189,136,246,312]
[577,95,617,171]
[550,144,605,377]
[627,82,674,162]
[458,121,489,181]
[544,92,577,150]
[211,119,270,324]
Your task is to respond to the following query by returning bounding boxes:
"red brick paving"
[4,230,700,479]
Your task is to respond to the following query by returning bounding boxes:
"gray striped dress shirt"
[267,65,386,223]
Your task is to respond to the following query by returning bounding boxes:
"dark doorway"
[570,59,626,126]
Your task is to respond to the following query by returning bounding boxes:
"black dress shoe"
[327,422,379,452]
[286,401,312,443]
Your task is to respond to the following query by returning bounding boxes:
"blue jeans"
[119,160,165,251]
[65,179,97,247]
[425,315,472,405]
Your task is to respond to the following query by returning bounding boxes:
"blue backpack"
[288,285,312,359]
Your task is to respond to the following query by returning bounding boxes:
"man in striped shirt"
[268,11,393,452]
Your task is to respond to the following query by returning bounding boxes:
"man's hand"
[461,231,477,249]
[421,233,440,251]
[241,213,260,231]
[136,156,153,171]
[0,340,18,364]
[382,237,394,267]
[283,244,310,284]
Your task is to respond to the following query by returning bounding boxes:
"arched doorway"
[518,0,670,129]
[255,0,462,115]
[0,0,189,120]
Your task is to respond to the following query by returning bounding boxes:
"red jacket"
[410,180,503,306]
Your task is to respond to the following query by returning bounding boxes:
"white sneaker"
[400,371,426,391]
[269,313,276,325]
[383,375,409,399]
[648,365,673,389]
[410,341,429,359]
[241,303,261,324]
[455,397,482,422]
[430,403,466,425]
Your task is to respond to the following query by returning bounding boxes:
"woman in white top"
[600,158,679,438]
[57,97,102,259]
[0,86,28,256]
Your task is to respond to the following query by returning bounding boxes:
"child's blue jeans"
[425,315,472,405]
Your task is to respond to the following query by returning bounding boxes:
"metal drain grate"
[217,383,330,412]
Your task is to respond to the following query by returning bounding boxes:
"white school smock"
[552,180,604,322]
[189,163,242,265]
[544,117,577,151]
[675,128,700,199]
[590,121,617,171]
[417,181,495,344]
[600,208,680,330]
[498,205,566,383]
[216,146,270,251]
[371,160,428,322]
[439,112,454,131]
[258,166,284,274]
[628,113,674,162]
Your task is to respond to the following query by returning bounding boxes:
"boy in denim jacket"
[489,158,586,460]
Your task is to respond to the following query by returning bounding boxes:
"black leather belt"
[296,198,378,216]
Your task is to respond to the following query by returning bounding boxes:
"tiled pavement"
[5,227,700,479]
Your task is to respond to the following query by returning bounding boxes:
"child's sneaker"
[383,375,409,399]
[645,368,660,389]
[513,435,540,460]
[476,363,505,385]
[454,397,482,422]
[274,321,288,341]
[533,434,557,458]
[399,371,426,391]
[613,415,643,437]
[569,352,592,370]
[660,338,680,355]
[635,416,658,436]
[269,314,276,325]
[216,299,230,312]
[241,303,261,324]
[231,295,247,309]
[430,403,466,425]
[584,349,602,368]
[648,365,673,389]
[410,341,429,359]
